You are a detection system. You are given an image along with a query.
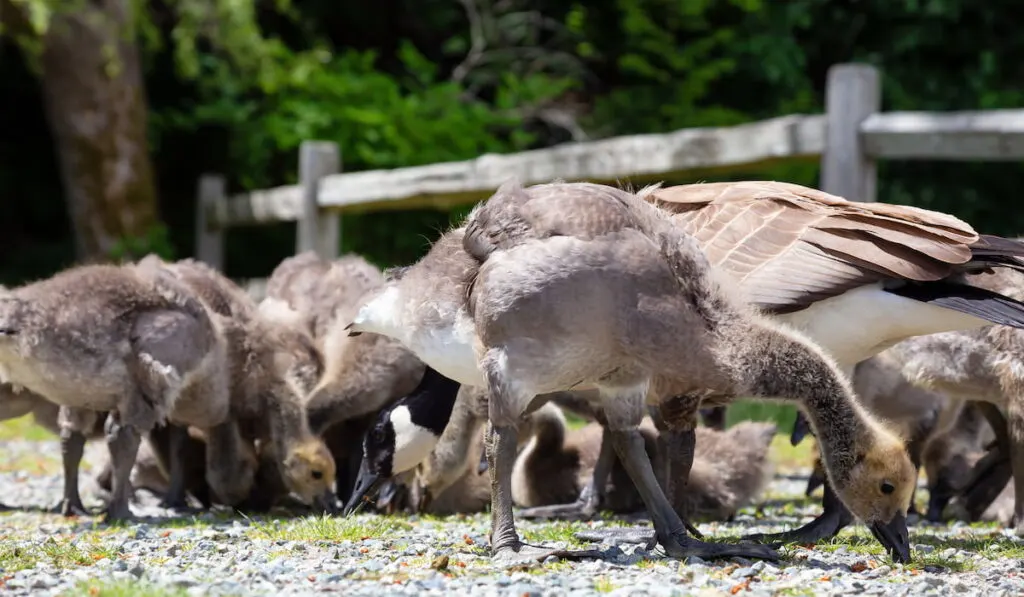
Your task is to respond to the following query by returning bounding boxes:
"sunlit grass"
[768,434,817,474]
[65,580,190,597]
[0,536,120,572]
[247,514,413,542]
[0,414,56,442]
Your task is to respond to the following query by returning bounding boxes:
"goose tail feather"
[885,281,1024,329]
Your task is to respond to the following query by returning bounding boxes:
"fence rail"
[199,62,1024,293]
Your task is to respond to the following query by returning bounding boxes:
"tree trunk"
[35,0,159,261]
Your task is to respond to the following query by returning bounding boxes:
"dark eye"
[881,481,895,495]
[311,470,323,480]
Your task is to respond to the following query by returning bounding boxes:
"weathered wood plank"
[862,109,1024,160]
[211,113,826,226]
[194,174,226,270]
[297,141,341,259]
[820,63,881,203]
[318,113,826,210]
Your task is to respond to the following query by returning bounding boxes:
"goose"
[347,180,916,563]
[517,180,1024,547]
[0,263,229,521]
[263,252,428,504]
[134,257,337,512]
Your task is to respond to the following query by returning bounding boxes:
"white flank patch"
[414,311,485,387]
[780,283,992,367]
[389,405,441,474]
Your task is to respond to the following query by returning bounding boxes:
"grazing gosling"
[264,252,427,504]
[136,257,336,511]
[348,181,915,563]
[0,264,224,521]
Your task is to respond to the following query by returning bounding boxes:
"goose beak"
[342,457,382,515]
[869,512,911,564]
[313,488,338,515]
[790,411,811,446]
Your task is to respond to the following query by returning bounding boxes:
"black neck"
[403,365,461,436]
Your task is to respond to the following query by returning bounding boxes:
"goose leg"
[487,422,605,562]
[55,427,90,516]
[158,425,192,510]
[576,428,777,561]
[960,402,1013,521]
[517,426,615,520]
[103,413,141,522]
[1002,399,1024,535]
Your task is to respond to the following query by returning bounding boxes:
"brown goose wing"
[648,181,982,312]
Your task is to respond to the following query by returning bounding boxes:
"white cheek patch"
[389,405,440,474]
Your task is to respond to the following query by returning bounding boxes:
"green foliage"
[107,223,176,264]
[5,0,1024,278]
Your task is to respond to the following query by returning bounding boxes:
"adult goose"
[348,181,917,563]
[523,180,1024,548]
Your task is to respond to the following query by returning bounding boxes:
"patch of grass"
[776,588,815,597]
[0,415,57,442]
[911,531,1024,562]
[815,529,885,557]
[593,576,616,593]
[0,447,60,475]
[768,434,816,474]
[0,537,120,572]
[520,521,593,548]
[910,551,977,573]
[247,514,412,542]
[65,579,190,597]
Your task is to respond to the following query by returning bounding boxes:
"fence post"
[297,140,341,259]
[821,63,881,202]
[195,174,226,270]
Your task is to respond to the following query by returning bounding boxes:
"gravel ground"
[0,438,1023,596]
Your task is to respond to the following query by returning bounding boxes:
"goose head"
[346,284,404,340]
[281,438,337,511]
[343,366,461,514]
[827,430,916,563]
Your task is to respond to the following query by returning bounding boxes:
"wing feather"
[650,181,983,311]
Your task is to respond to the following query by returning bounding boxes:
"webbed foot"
[492,542,606,564]
[661,532,778,561]
[52,498,91,517]
[102,500,134,524]
[742,511,843,547]
[517,489,600,521]
[575,527,658,549]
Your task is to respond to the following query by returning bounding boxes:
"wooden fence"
[193,62,1024,297]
